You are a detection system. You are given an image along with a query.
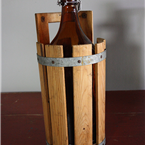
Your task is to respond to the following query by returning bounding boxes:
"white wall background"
[2,0,145,92]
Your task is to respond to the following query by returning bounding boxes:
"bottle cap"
[57,0,81,10]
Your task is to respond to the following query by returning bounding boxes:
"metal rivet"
[82,13,87,18]
[78,60,81,63]
[52,61,55,64]
[41,16,45,22]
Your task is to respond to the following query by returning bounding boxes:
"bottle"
[51,0,96,144]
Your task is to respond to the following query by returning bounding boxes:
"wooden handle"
[35,13,61,44]
[35,11,94,44]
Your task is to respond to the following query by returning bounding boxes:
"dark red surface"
[1,92,43,115]
[1,91,145,145]
[105,90,145,145]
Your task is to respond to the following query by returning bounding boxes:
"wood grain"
[36,42,52,144]
[78,11,94,43]
[45,45,68,145]
[95,39,106,144]
[73,44,92,145]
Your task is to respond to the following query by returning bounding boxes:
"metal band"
[99,138,106,145]
[46,141,50,145]
[37,49,106,67]
[46,138,106,145]
[46,140,72,145]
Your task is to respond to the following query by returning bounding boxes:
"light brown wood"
[45,45,68,145]
[97,38,106,49]
[78,11,94,43]
[73,44,92,145]
[95,39,106,144]
[36,42,52,144]
[35,11,95,144]
[35,13,61,44]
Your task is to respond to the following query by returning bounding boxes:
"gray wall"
[2,0,145,92]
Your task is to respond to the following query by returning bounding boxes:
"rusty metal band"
[46,138,106,145]
[37,49,106,67]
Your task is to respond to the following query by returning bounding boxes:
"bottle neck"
[60,4,80,24]
[51,2,93,46]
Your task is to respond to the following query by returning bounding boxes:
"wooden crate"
[35,11,106,145]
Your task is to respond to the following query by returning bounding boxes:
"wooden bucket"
[35,11,106,145]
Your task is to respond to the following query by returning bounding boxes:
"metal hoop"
[37,49,106,67]
[46,138,106,145]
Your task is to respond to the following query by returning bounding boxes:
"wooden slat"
[35,13,61,44]
[36,42,52,144]
[95,39,106,144]
[97,38,106,49]
[78,11,94,43]
[73,44,92,145]
[45,45,68,145]
[35,13,61,143]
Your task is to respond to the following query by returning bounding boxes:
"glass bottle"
[51,0,96,144]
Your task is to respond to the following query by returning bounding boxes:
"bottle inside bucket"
[51,0,96,144]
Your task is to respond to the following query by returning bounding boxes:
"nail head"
[82,13,87,18]
[78,60,81,63]
[41,16,45,22]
